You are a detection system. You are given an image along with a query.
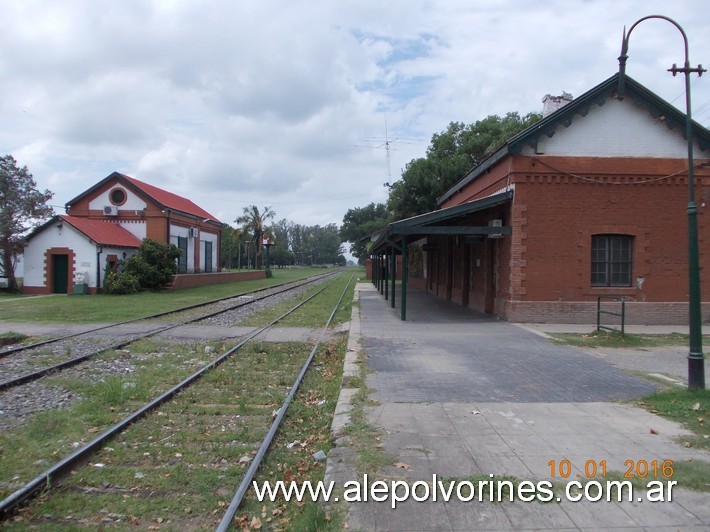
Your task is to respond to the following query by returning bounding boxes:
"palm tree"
[235,205,275,270]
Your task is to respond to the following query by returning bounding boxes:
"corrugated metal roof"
[60,215,142,248]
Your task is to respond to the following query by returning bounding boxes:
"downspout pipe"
[96,246,103,293]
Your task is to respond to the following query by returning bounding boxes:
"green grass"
[240,272,354,328]
[550,330,706,349]
[636,388,710,451]
[0,331,28,346]
[0,339,223,499]
[624,386,710,492]
[234,337,348,530]
[0,292,23,301]
[0,268,329,324]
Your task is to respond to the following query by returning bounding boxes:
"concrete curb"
[323,284,362,499]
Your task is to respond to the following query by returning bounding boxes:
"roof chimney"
[542,92,573,117]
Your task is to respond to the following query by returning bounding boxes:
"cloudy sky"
[1,0,709,234]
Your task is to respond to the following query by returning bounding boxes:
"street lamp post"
[617,15,706,390]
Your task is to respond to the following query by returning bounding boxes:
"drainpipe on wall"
[96,246,103,292]
[166,209,171,241]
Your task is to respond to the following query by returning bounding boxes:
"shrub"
[103,270,140,294]
[124,239,181,291]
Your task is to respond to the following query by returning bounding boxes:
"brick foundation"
[503,300,710,325]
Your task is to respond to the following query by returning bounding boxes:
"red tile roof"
[60,215,142,248]
[120,174,220,223]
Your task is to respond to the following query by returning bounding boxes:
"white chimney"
[542,92,573,117]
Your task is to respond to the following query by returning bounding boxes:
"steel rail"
[0,271,348,518]
[217,273,355,531]
[0,271,340,390]
[0,270,339,359]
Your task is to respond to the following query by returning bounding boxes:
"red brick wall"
[512,156,710,304]
[408,154,710,323]
[168,271,266,290]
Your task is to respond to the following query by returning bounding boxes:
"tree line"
[222,206,346,270]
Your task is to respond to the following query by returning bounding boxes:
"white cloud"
[1,0,708,232]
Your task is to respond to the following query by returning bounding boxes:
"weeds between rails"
[0,273,354,526]
[0,271,341,391]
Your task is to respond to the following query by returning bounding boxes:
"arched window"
[591,235,633,287]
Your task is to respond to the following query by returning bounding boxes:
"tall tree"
[0,155,54,292]
[388,112,541,220]
[235,205,275,269]
[340,202,389,264]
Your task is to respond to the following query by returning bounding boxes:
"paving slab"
[328,283,710,531]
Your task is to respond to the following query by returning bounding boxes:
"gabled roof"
[66,171,221,224]
[26,215,142,248]
[438,72,710,205]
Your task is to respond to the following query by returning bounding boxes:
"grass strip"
[0,268,331,324]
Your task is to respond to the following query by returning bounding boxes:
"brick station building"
[370,73,710,324]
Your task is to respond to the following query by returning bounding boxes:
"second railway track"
[0,271,340,393]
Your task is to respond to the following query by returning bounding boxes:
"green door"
[204,241,213,273]
[52,254,69,293]
[177,237,188,273]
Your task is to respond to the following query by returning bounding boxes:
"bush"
[124,239,181,291]
[103,270,140,295]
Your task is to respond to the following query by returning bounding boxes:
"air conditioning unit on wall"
[103,205,118,216]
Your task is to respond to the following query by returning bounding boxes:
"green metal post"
[391,245,396,309]
[401,236,407,321]
[384,250,389,301]
[619,15,705,389]
[379,254,384,295]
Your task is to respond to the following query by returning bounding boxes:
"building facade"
[23,172,222,294]
[371,74,710,324]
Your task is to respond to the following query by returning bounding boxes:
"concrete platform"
[328,283,710,531]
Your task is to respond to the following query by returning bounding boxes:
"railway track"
[0,271,354,527]
[0,271,340,391]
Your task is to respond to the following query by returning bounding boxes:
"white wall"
[88,185,147,212]
[23,223,139,290]
[525,98,698,158]
[200,231,219,272]
[119,220,147,240]
[24,222,97,288]
[170,224,195,273]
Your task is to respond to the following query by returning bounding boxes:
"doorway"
[52,254,69,293]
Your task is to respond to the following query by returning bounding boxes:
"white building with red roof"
[23,172,223,294]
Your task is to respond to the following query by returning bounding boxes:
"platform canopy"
[370,189,513,255]
[369,190,513,320]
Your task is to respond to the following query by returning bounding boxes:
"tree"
[124,238,181,290]
[340,202,389,264]
[235,205,275,269]
[220,224,246,270]
[387,112,541,220]
[0,155,54,292]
